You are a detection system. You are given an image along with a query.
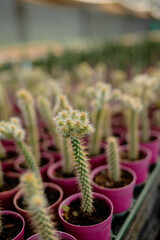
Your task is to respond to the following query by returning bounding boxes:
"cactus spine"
[16,89,40,164]
[54,110,94,215]
[21,172,58,240]
[107,137,120,182]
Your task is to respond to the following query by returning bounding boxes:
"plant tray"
[112,161,160,240]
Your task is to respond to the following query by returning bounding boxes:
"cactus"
[0,84,12,120]
[0,162,3,189]
[88,83,121,155]
[0,142,6,159]
[107,137,120,182]
[133,74,159,142]
[37,96,58,141]
[54,95,73,175]
[21,172,58,240]
[0,118,41,179]
[54,110,94,215]
[16,89,40,164]
[121,94,142,160]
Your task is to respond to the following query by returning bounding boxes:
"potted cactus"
[87,82,123,169]
[120,94,152,185]
[91,137,136,213]
[55,110,113,240]
[133,74,160,164]
[13,171,63,237]
[0,210,25,240]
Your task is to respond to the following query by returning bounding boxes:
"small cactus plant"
[16,89,40,164]
[0,84,12,120]
[133,74,159,142]
[121,94,142,160]
[54,110,94,215]
[21,172,58,240]
[107,137,120,182]
[88,82,121,155]
[0,118,41,179]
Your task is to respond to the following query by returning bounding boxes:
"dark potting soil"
[54,168,75,178]
[1,151,18,162]
[94,169,133,188]
[0,175,19,192]
[63,198,111,226]
[48,145,59,152]
[0,214,23,240]
[17,187,60,210]
[20,157,49,169]
[121,150,147,162]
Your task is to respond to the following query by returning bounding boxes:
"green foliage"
[107,137,120,182]
[16,89,40,164]
[54,110,94,215]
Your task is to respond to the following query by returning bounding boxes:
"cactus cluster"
[54,110,94,215]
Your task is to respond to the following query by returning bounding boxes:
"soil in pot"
[63,198,111,226]
[0,175,19,192]
[121,150,147,162]
[0,214,23,240]
[93,169,133,188]
[1,151,18,162]
[54,168,75,178]
[17,186,60,209]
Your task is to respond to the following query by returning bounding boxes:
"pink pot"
[0,210,25,240]
[120,145,151,185]
[14,152,54,181]
[58,192,113,240]
[91,165,136,213]
[13,182,63,231]
[0,172,21,210]
[1,145,19,172]
[47,161,79,197]
[27,231,77,240]
[140,130,160,164]
[41,139,61,162]
[1,139,16,148]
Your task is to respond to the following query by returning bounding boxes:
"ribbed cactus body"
[71,137,93,214]
[17,90,40,165]
[107,137,120,182]
[61,138,73,175]
[127,110,139,160]
[103,104,112,139]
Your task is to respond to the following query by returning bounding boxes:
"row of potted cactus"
[0,64,160,240]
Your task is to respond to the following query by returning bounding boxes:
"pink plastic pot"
[0,210,25,240]
[140,130,160,164]
[14,152,54,181]
[47,161,79,197]
[0,172,21,210]
[13,182,63,230]
[1,145,19,172]
[27,231,77,240]
[91,165,136,213]
[120,145,151,185]
[41,139,61,162]
[58,192,113,240]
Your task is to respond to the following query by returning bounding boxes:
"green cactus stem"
[0,162,3,188]
[16,89,40,164]
[121,94,142,160]
[107,137,120,182]
[0,142,6,159]
[54,110,94,215]
[0,84,12,120]
[0,118,41,179]
[21,172,58,240]
[103,104,112,139]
